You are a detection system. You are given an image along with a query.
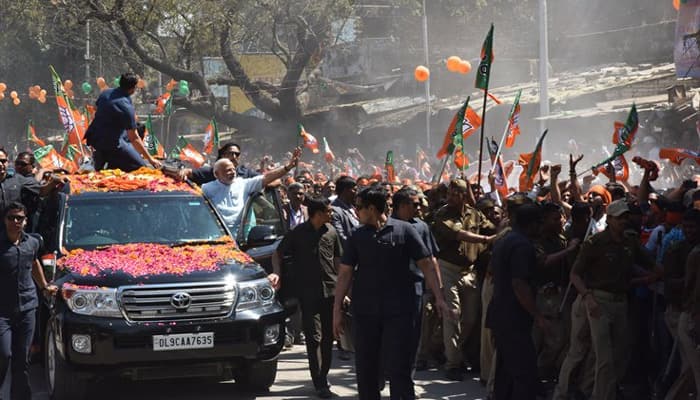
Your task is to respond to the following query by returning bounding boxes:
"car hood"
[56,261,267,287]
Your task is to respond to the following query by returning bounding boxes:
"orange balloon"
[40,89,47,96]
[0,92,4,100]
[166,79,177,91]
[458,60,472,74]
[96,77,106,86]
[64,80,73,90]
[66,89,74,98]
[33,85,41,93]
[38,95,46,103]
[446,56,462,72]
[28,89,37,99]
[137,79,147,89]
[10,90,18,99]
[13,98,20,106]
[414,66,430,82]
[0,83,6,92]
[673,0,680,10]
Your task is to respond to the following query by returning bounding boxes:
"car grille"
[119,282,236,322]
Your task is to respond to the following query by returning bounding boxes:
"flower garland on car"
[59,242,254,277]
[68,167,200,195]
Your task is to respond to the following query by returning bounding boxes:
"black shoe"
[415,359,428,371]
[445,368,464,381]
[317,387,335,399]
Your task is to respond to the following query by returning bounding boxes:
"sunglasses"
[0,159,8,164]
[224,151,241,157]
[5,215,26,222]
[412,202,421,208]
[15,161,31,167]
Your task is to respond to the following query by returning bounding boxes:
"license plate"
[152,332,214,351]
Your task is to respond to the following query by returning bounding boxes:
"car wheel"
[45,327,89,400]
[235,357,278,392]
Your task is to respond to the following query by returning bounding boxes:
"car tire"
[45,327,89,400]
[235,357,278,392]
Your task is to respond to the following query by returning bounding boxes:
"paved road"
[25,345,487,399]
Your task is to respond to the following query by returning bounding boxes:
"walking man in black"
[486,203,547,400]
[333,187,450,400]
[0,202,57,399]
[270,196,342,398]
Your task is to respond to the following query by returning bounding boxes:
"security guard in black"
[0,203,54,400]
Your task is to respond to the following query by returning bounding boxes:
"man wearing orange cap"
[586,185,612,235]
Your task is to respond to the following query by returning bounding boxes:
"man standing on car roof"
[0,202,57,400]
[85,73,162,172]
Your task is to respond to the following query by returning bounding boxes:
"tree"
[48,0,353,138]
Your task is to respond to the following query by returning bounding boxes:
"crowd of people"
[0,71,698,400]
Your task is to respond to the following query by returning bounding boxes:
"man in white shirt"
[203,148,300,234]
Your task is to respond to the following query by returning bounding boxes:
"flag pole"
[477,89,488,190]
[490,89,521,174]
[433,155,450,184]
[490,119,511,174]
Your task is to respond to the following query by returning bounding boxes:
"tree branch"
[219,21,281,118]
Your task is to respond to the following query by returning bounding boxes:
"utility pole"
[538,0,550,142]
[421,0,431,150]
[85,20,91,82]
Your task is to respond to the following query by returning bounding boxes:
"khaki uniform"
[571,229,655,400]
[432,204,494,370]
[533,234,569,379]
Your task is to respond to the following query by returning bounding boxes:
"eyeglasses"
[0,159,8,164]
[412,202,421,208]
[5,215,26,222]
[15,161,31,167]
[224,151,241,157]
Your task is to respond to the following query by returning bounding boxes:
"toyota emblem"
[170,292,192,310]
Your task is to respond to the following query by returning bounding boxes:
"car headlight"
[236,278,275,311]
[62,283,122,318]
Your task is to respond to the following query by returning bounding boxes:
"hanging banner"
[675,0,700,78]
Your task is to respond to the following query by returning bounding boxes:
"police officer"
[570,200,658,400]
[533,202,581,379]
[85,73,161,171]
[431,179,495,380]
[333,187,449,400]
[0,202,57,399]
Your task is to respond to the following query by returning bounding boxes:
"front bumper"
[50,301,285,375]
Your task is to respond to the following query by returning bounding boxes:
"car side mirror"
[247,225,278,247]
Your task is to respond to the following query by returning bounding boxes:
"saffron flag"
[518,129,549,192]
[454,149,469,170]
[299,124,319,154]
[438,97,469,158]
[323,137,335,163]
[64,144,82,170]
[144,115,165,158]
[155,92,172,115]
[202,118,219,155]
[505,89,522,148]
[593,154,630,182]
[611,104,639,148]
[26,120,46,147]
[659,148,700,165]
[34,144,77,173]
[475,24,494,90]
[487,138,509,198]
[171,136,205,168]
[463,106,483,140]
[385,151,396,182]
[49,66,86,153]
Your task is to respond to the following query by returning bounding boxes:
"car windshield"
[63,195,229,249]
